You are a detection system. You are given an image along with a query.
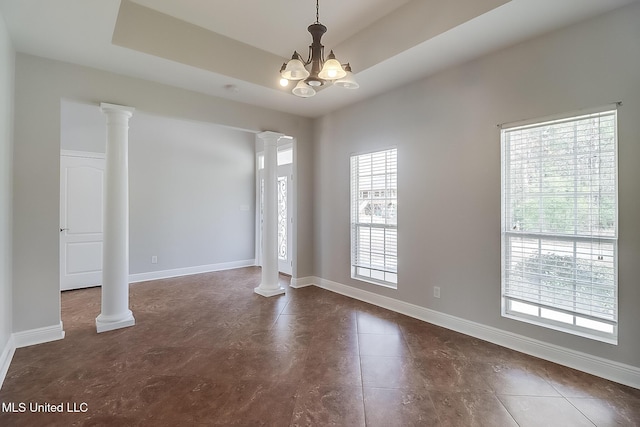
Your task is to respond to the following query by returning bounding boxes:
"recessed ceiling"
[0,0,636,118]
[129,0,414,58]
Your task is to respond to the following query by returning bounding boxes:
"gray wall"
[13,54,313,333]
[0,10,14,354]
[61,102,257,274]
[313,3,640,368]
[129,113,256,273]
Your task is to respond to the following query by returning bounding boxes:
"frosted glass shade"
[281,58,310,81]
[292,80,316,97]
[318,57,346,80]
[334,71,359,89]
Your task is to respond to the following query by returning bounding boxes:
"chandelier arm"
[304,46,313,66]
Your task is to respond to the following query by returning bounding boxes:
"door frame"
[255,137,297,277]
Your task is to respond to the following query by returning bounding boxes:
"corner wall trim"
[129,259,256,284]
[0,335,16,390]
[13,322,65,349]
[296,275,640,390]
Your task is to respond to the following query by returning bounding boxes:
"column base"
[254,286,286,297]
[96,310,136,333]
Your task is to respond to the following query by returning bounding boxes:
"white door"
[60,153,105,291]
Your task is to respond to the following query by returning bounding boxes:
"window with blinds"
[501,108,618,343]
[351,148,398,288]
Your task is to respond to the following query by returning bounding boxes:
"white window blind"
[501,108,618,342]
[351,148,398,287]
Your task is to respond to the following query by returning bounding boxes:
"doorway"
[256,140,295,275]
[59,150,105,291]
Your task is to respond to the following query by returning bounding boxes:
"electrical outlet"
[433,286,441,299]
[151,256,158,264]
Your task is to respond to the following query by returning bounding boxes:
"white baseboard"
[13,322,65,349]
[129,259,256,283]
[290,276,314,289]
[0,335,16,390]
[297,275,640,390]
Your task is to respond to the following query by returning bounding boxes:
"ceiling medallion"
[279,0,359,97]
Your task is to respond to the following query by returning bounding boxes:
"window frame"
[500,106,619,344]
[350,147,398,289]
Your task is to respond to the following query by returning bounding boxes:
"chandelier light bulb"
[318,51,347,81]
[281,53,310,81]
[279,78,289,87]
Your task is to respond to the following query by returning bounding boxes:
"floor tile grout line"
[562,395,598,427]
[425,389,443,426]
[494,394,524,427]
[355,311,369,427]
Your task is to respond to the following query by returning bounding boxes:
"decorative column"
[96,103,136,333]
[255,131,286,297]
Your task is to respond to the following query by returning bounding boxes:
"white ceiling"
[0,0,636,118]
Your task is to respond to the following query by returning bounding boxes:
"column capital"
[257,131,285,145]
[100,102,135,118]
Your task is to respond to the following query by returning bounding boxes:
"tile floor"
[0,267,638,426]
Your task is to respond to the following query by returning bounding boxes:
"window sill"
[352,275,397,290]
[502,311,618,345]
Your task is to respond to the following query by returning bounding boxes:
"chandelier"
[279,0,359,98]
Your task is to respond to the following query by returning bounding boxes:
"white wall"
[0,9,14,361]
[60,99,106,154]
[313,3,640,368]
[13,54,313,334]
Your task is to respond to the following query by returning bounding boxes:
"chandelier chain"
[316,0,319,24]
